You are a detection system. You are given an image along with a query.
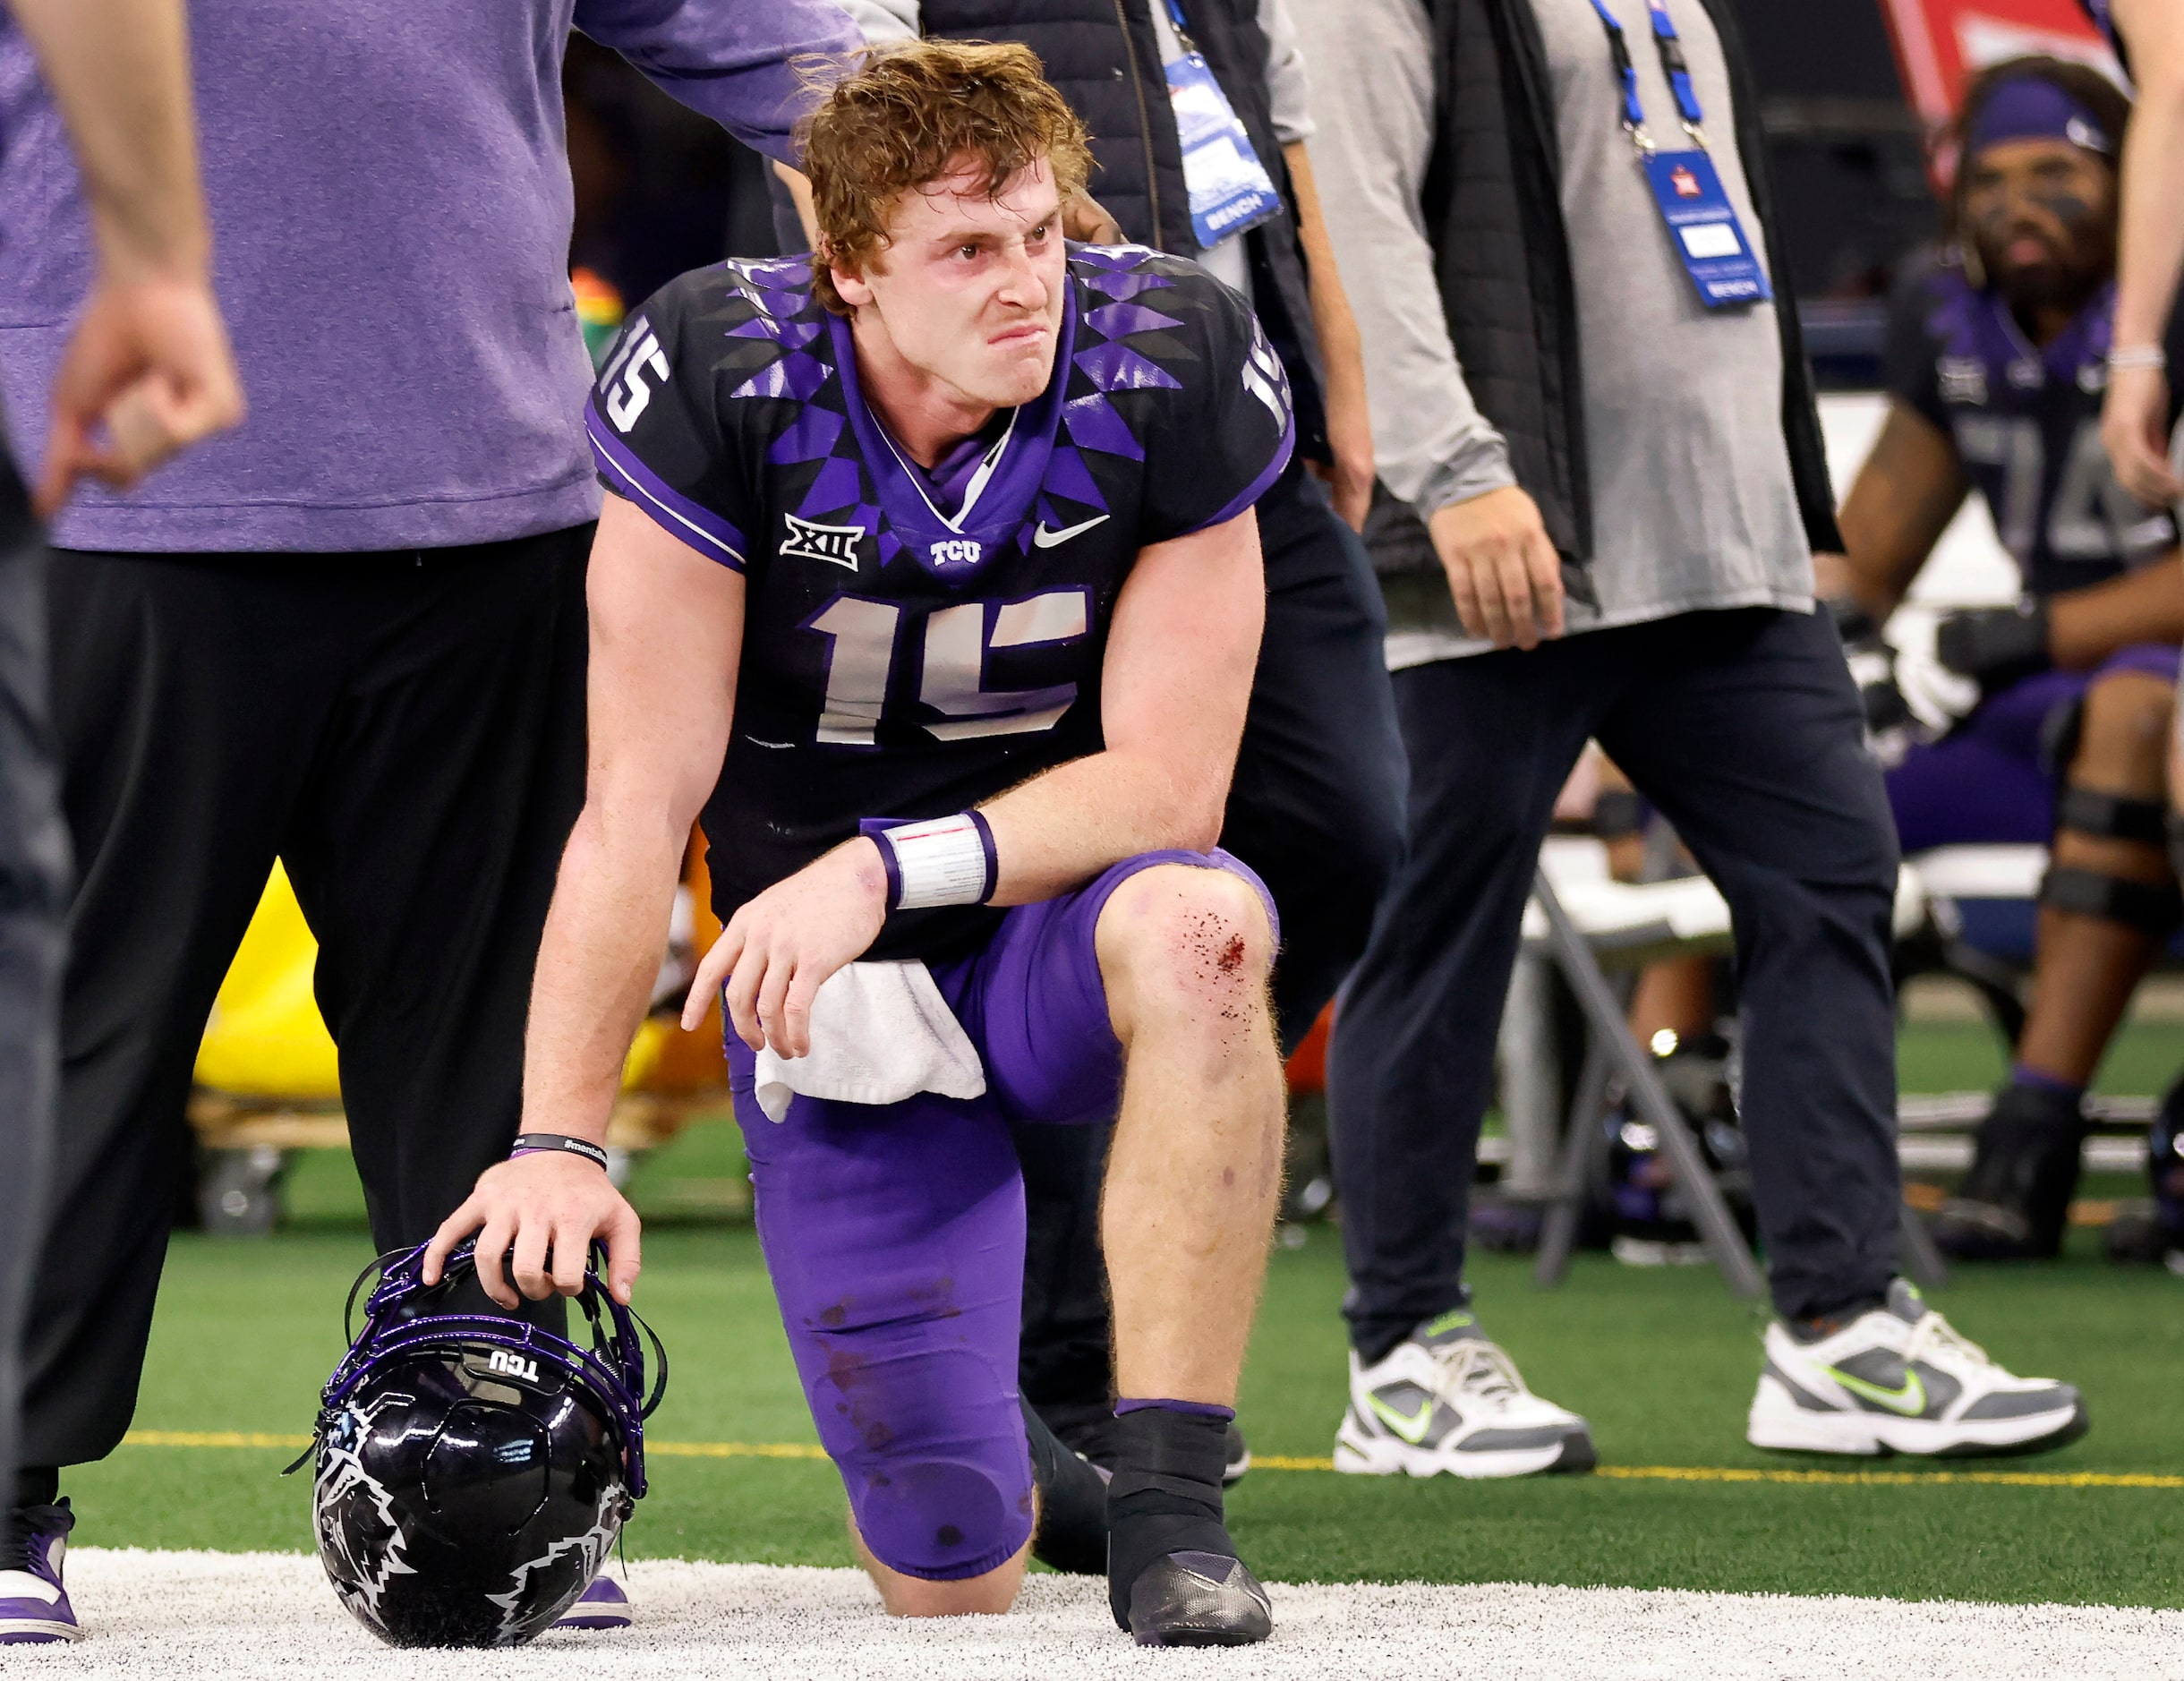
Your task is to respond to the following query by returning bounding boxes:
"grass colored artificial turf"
[71,1216,2184,1607]
[66,1019,2184,1605]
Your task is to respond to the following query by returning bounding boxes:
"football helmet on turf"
[294,1240,664,1647]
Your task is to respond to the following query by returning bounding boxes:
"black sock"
[1021,1397,1107,1575]
[1105,1408,1233,1630]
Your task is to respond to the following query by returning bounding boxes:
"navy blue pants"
[1330,607,1903,1357]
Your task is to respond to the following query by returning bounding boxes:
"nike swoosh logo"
[1366,1394,1437,1445]
[1825,1364,1927,1416]
[1032,514,1110,549]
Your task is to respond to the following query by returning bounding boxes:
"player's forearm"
[979,743,1237,906]
[1284,144,1371,446]
[519,805,689,1141]
[2110,9,2184,347]
[9,0,209,283]
[2046,555,2184,670]
[1835,404,1966,619]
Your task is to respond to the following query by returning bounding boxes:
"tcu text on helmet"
[487,1349,540,1383]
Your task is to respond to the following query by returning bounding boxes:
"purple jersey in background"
[1882,254,2182,601]
[0,0,857,553]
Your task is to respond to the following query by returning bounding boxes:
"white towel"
[751,960,986,1122]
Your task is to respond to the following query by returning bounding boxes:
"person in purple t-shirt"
[0,0,854,1643]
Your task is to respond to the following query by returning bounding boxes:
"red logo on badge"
[1670,166,1702,198]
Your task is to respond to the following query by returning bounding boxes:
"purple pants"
[1886,644,2180,851]
[726,849,1272,1582]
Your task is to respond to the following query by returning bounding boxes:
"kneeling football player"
[425,40,1292,1645]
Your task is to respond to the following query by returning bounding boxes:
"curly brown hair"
[800,40,1092,316]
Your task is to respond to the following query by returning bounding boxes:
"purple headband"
[1966,75,2112,158]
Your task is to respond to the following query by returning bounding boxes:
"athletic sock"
[1787,1298,1887,1344]
[1105,1403,1234,1631]
[1020,1397,1107,1576]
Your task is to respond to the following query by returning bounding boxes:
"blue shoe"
[553,1573,632,1631]
[0,1498,79,1644]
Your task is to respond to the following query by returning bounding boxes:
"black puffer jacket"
[1420,0,1840,576]
[921,0,1329,460]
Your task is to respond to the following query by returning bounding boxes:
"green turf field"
[69,1020,2184,1609]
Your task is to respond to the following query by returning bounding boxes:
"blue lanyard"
[1165,0,1196,48]
[1583,0,1706,154]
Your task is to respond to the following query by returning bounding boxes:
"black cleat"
[1934,1083,2084,1260]
[1122,1549,1273,1648]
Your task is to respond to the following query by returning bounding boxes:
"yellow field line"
[120,1432,2179,1489]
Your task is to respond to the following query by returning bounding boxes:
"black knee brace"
[2055,787,2170,847]
[2043,788,2183,934]
[2170,811,2184,886]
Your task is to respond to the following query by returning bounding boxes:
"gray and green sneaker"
[1748,1280,2087,1456]
[1333,1310,1596,1479]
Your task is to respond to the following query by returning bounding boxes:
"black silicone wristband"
[509,1133,610,1171]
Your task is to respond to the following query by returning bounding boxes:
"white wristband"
[2107,345,2167,373]
[871,813,997,910]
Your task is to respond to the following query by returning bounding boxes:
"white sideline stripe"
[14,1551,2183,1679]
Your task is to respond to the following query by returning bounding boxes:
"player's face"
[838,156,1068,413]
[1962,137,2115,311]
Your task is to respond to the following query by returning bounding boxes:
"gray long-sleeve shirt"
[0,0,858,553]
[1291,0,1814,667]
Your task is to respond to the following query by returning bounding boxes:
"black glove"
[1934,600,2051,689]
[1824,597,1913,739]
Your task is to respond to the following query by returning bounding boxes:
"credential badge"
[780,512,866,571]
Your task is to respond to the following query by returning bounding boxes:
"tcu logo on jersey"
[929,538,983,571]
[601,318,670,433]
[486,1349,540,1384]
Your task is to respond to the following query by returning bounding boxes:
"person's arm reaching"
[2101,0,2184,506]
[1285,141,1374,531]
[682,508,1266,1059]
[574,0,862,164]
[423,494,745,1309]
[8,0,242,516]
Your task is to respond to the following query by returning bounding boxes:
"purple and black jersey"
[586,246,1294,957]
[1884,254,2181,599]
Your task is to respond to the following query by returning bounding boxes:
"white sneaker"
[1748,1280,2087,1457]
[1333,1310,1595,1479]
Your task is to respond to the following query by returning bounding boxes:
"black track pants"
[0,464,66,1508]
[1329,607,1904,1358]
[23,530,590,1469]
[1013,466,1406,1421]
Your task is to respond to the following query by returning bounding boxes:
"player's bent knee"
[842,1455,1036,1607]
[1096,863,1275,1025]
[2075,673,2176,785]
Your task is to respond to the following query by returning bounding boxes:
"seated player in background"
[1829,56,2184,1260]
[425,42,1292,1646]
